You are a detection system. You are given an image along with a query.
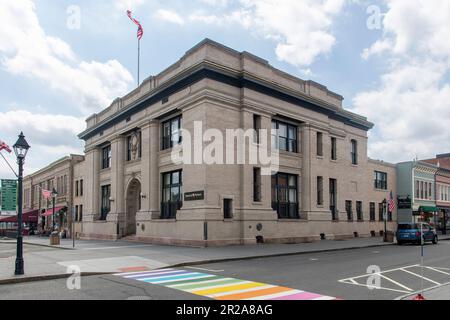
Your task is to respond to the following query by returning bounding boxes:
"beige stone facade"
[64,39,398,246]
[23,154,84,235]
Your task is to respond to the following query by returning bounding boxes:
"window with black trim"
[346,200,353,221]
[161,170,182,219]
[331,137,337,160]
[271,173,299,219]
[317,132,323,156]
[317,176,323,206]
[370,202,376,221]
[351,139,358,165]
[253,168,261,202]
[102,145,112,169]
[374,171,387,190]
[271,120,297,153]
[253,115,261,144]
[224,199,233,219]
[356,201,363,221]
[100,185,111,220]
[162,116,182,150]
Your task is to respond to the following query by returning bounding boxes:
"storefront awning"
[418,206,439,213]
[0,209,39,223]
[42,206,65,217]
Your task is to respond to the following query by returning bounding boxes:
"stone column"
[108,135,126,225]
[84,147,100,221]
[301,123,312,219]
[149,121,160,218]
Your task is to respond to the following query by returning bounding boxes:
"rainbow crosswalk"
[114,268,338,300]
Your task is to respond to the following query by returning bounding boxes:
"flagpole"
[138,39,140,86]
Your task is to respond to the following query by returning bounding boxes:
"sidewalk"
[1,235,449,284]
[400,283,450,300]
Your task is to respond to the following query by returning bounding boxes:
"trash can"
[50,232,60,245]
[385,231,395,243]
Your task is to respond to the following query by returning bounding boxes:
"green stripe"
[159,275,222,286]
[171,278,243,291]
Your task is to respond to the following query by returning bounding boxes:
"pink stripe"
[272,292,323,300]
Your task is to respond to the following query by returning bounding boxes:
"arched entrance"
[125,179,141,236]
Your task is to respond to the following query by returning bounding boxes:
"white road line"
[339,264,420,282]
[114,268,175,276]
[123,270,183,278]
[140,272,201,282]
[186,267,224,272]
[149,275,217,284]
[338,279,411,294]
[168,278,235,288]
[82,245,154,250]
[207,285,276,298]
[425,266,450,276]
[379,274,413,292]
[312,296,336,300]
[400,268,441,285]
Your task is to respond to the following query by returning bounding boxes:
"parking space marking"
[400,268,440,285]
[338,264,450,295]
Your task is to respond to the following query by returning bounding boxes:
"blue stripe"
[143,273,208,283]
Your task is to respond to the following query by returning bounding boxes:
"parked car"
[397,223,438,245]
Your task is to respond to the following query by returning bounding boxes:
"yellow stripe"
[192,282,267,296]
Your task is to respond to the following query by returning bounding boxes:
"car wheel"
[432,236,438,245]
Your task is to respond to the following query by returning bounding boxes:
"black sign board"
[184,191,205,202]
[398,196,412,209]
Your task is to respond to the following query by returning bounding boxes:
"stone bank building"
[28,40,398,245]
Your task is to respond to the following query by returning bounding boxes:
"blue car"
[397,223,439,245]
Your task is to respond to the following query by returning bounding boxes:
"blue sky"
[1,0,450,179]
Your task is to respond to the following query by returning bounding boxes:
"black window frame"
[351,139,358,165]
[329,178,338,221]
[379,203,384,221]
[356,201,363,221]
[100,185,111,220]
[317,132,323,157]
[253,167,262,202]
[271,173,299,219]
[102,145,112,169]
[161,116,182,150]
[317,176,324,206]
[223,199,233,219]
[271,120,298,153]
[374,171,388,190]
[346,200,353,221]
[253,114,261,144]
[370,202,376,221]
[331,137,337,160]
[161,170,183,219]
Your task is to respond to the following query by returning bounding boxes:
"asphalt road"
[0,242,449,300]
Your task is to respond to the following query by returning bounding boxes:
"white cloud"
[354,0,450,163]
[156,9,185,26]
[0,0,134,115]
[115,0,146,11]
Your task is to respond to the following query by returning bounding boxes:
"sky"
[0,0,449,179]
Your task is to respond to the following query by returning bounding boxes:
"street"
[1,242,449,300]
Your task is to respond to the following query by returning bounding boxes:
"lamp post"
[383,198,387,242]
[51,188,58,231]
[13,132,30,276]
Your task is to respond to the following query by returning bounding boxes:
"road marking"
[115,269,337,300]
[400,268,441,285]
[425,266,450,275]
[309,258,319,261]
[186,267,224,272]
[338,279,412,294]
[378,274,413,291]
[81,245,154,250]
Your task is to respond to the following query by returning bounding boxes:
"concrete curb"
[395,281,450,300]
[0,272,111,285]
[0,240,75,250]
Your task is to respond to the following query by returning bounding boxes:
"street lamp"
[52,188,58,231]
[13,132,30,276]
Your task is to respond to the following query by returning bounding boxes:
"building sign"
[1,179,17,212]
[397,196,412,209]
[184,191,205,202]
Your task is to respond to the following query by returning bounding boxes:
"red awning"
[42,206,65,217]
[0,210,39,223]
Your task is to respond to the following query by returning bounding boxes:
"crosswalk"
[114,268,337,300]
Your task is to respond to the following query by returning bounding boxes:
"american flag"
[0,140,11,153]
[388,191,395,213]
[127,10,143,40]
[42,189,52,200]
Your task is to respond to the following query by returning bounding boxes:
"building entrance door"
[125,179,141,236]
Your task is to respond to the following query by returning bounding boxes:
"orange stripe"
[118,266,149,272]
[216,286,293,300]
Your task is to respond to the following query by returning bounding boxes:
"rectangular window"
[75,206,78,222]
[100,185,111,220]
[356,201,363,221]
[75,181,79,197]
[161,116,182,150]
[102,145,112,169]
[331,137,337,160]
[161,170,183,219]
[416,180,420,199]
[351,139,358,165]
[224,199,233,219]
[329,179,337,221]
[271,173,299,219]
[346,201,353,221]
[79,205,83,222]
[374,171,388,190]
[420,181,424,199]
[379,203,384,221]
[429,183,432,200]
[317,132,323,156]
[271,120,297,153]
[127,135,132,161]
[253,168,261,202]
[370,202,376,221]
[80,179,83,196]
[317,176,323,206]
[253,115,261,144]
